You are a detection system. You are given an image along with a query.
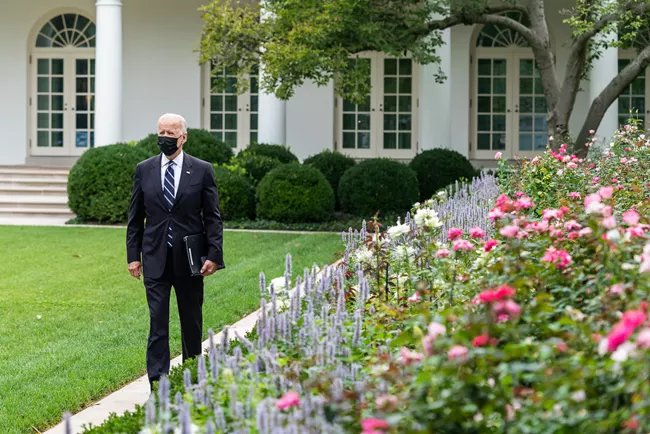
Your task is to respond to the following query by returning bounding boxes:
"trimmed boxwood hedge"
[233,153,283,185]
[303,150,356,209]
[237,143,298,164]
[256,163,334,223]
[212,165,256,220]
[338,158,419,217]
[136,128,234,165]
[67,144,150,223]
[409,148,478,201]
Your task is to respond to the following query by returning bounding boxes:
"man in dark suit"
[126,113,225,389]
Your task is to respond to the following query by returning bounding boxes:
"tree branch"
[426,5,528,32]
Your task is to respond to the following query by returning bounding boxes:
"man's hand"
[128,261,143,280]
[200,259,218,277]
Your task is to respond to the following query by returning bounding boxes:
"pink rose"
[361,418,390,432]
[564,220,582,231]
[568,192,581,200]
[375,394,399,411]
[599,186,614,199]
[276,391,300,410]
[452,239,474,251]
[494,152,502,160]
[448,227,463,240]
[399,347,423,365]
[623,209,641,225]
[499,225,519,238]
[435,248,450,258]
[609,284,624,295]
[513,196,534,209]
[407,292,421,303]
[448,345,469,361]
[607,323,635,352]
[636,328,650,348]
[601,216,617,229]
[428,322,446,339]
[488,208,505,221]
[472,334,490,347]
[484,239,498,252]
[469,226,486,239]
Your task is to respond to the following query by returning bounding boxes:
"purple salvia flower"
[341,230,347,243]
[180,402,192,434]
[259,271,266,296]
[163,422,174,434]
[206,384,213,410]
[183,368,192,393]
[214,405,227,431]
[285,252,292,276]
[256,402,269,434]
[209,346,219,380]
[229,383,238,416]
[236,401,245,420]
[198,352,207,385]
[270,283,277,324]
[259,297,267,345]
[352,309,362,347]
[175,391,183,408]
[193,388,204,407]
[205,419,216,434]
[221,326,230,354]
[158,375,170,414]
[145,397,156,425]
[234,330,254,352]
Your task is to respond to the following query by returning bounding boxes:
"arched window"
[476,11,531,48]
[35,13,96,48]
[30,12,96,157]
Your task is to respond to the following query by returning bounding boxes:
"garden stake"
[385,263,390,302]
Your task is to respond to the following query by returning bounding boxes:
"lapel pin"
[186,171,190,174]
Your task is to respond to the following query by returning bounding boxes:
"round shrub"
[68,144,150,223]
[338,158,419,217]
[212,165,256,220]
[237,143,298,164]
[136,128,233,165]
[409,148,478,201]
[303,150,356,209]
[234,153,283,185]
[256,163,334,223]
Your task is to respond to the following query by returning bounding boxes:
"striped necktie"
[163,161,175,248]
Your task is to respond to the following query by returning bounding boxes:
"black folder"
[183,233,208,277]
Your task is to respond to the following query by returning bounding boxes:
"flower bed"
[80,125,650,433]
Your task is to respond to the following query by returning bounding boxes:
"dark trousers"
[144,248,204,385]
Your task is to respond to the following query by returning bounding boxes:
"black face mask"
[158,135,180,156]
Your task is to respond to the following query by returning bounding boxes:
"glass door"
[514,56,547,158]
[618,57,647,129]
[31,54,95,156]
[338,56,374,159]
[473,57,509,159]
[379,57,417,158]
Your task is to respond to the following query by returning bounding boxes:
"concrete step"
[0,185,68,196]
[0,216,72,226]
[0,177,69,187]
[0,207,75,218]
[0,166,70,176]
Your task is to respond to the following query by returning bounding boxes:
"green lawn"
[0,226,343,434]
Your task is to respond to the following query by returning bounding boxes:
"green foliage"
[238,143,299,164]
[303,150,356,209]
[136,128,234,165]
[232,153,283,185]
[223,212,399,232]
[82,407,144,433]
[409,148,478,201]
[256,163,334,223]
[212,165,256,220]
[67,144,150,223]
[338,158,419,217]
[198,0,444,103]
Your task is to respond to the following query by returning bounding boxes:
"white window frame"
[618,49,648,130]
[201,63,258,152]
[334,52,419,160]
[28,11,96,157]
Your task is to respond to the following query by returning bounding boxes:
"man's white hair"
[158,113,187,134]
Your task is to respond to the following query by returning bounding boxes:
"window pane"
[478,78,491,94]
[534,97,547,113]
[478,115,490,131]
[76,131,89,148]
[76,59,88,75]
[520,78,533,94]
[211,96,223,112]
[250,95,258,112]
[52,96,63,110]
[37,59,49,75]
[534,115,547,132]
[37,95,49,110]
[76,77,88,93]
[519,115,533,132]
[478,59,491,76]
[384,77,397,94]
[493,78,506,95]
[384,96,397,112]
[384,59,397,75]
[224,95,237,112]
[224,132,237,147]
[76,95,88,112]
[493,59,507,76]
[51,113,63,129]
[520,96,533,113]
[52,59,63,75]
[519,134,532,150]
[342,132,355,149]
[38,77,49,92]
[358,96,371,112]
[76,113,88,129]
[384,114,397,130]
[493,97,506,113]
[477,133,490,150]
[225,114,237,130]
[398,77,412,93]
[493,133,506,150]
[398,114,411,131]
[477,97,491,113]
[343,114,356,130]
[37,113,49,128]
[520,59,533,76]
[51,131,64,147]
[210,114,222,130]
[383,133,396,149]
[52,77,64,93]
[493,115,506,131]
[37,131,49,147]
[250,114,258,130]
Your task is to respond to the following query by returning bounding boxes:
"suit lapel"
[173,154,194,210]
[151,154,166,208]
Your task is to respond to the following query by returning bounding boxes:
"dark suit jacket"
[126,153,225,279]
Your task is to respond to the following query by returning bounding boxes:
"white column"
[94,0,123,147]
[419,27,452,153]
[257,4,286,144]
[589,34,619,141]
[257,73,287,144]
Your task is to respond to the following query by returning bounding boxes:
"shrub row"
[68,129,477,225]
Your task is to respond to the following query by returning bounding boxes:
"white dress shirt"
[160,151,184,196]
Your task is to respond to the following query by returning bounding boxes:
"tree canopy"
[198,0,650,156]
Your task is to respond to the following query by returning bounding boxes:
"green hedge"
[67,144,150,223]
[213,165,256,220]
[338,158,419,217]
[237,143,298,164]
[409,148,478,201]
[232,153,283,185]
[256,163,334,223]
[303,150,356,209]
[136,128,233,165]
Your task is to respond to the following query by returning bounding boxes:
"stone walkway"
[44,310,261,434]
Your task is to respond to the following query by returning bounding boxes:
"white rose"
[387,223,410,239]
